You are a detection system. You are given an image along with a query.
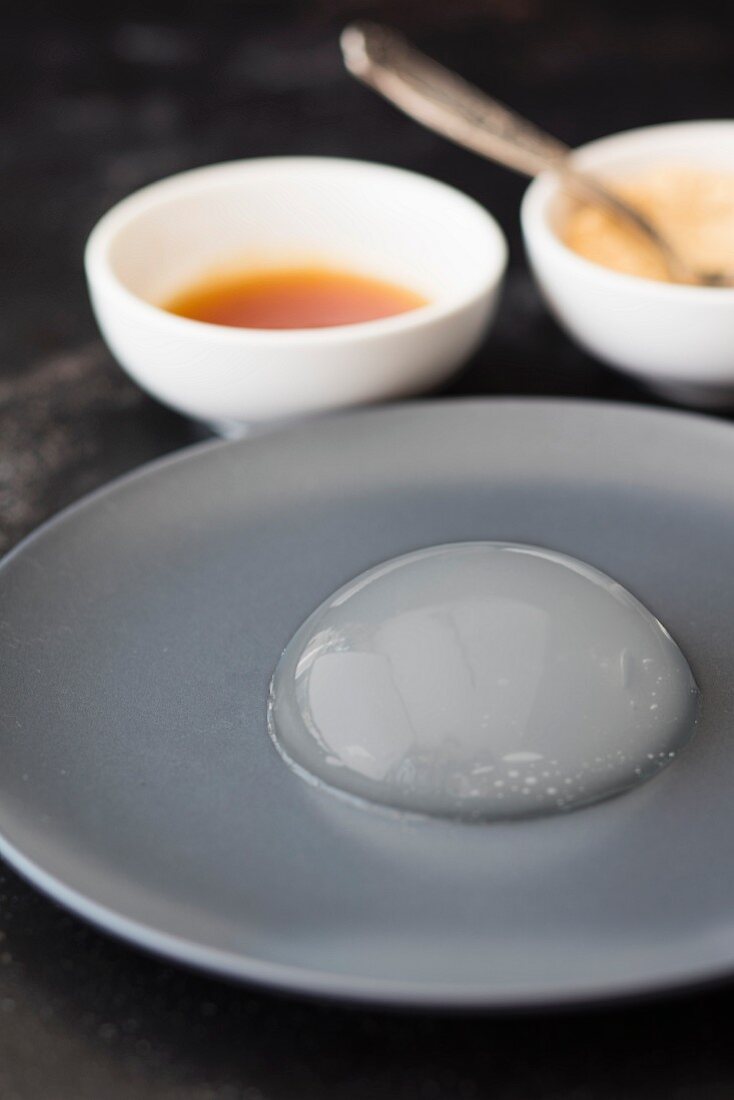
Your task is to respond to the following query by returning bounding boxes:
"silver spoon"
[341,22,734,288]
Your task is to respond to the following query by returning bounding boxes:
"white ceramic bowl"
[522,121,734,407]
[86,157,507,428]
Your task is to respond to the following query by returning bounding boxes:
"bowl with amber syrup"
[86,157,507,431]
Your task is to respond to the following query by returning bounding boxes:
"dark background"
[2,1,734,1096]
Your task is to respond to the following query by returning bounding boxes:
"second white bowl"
[522,121,734,407]
[86,157,507,428]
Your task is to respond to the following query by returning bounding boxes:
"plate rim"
[2,823,732,1010]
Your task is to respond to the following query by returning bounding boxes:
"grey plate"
[2,398,734,1009]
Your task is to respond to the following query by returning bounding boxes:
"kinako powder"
[563,165,734,284]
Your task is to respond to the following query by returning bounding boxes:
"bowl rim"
[521,119,734,303]
[85,155,508,344]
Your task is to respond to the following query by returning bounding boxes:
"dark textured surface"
[2,1,734,1096]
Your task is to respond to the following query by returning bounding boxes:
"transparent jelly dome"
[268,543,699,820]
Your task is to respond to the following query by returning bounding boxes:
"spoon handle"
[341,22,569,178]
[341,22,701,286]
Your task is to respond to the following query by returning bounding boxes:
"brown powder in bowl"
[562,165,734,283]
